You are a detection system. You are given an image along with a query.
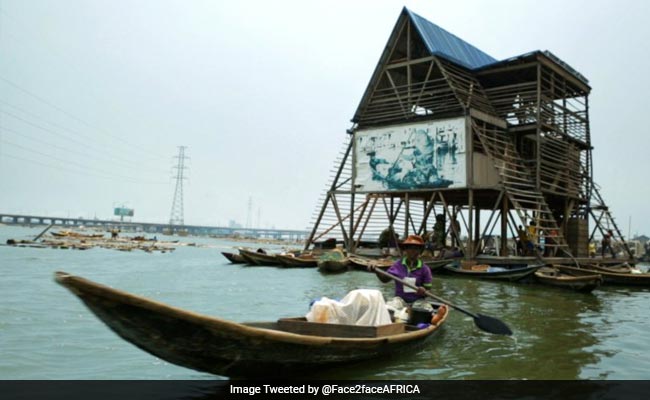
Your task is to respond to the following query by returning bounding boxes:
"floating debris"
[5,231,185,253]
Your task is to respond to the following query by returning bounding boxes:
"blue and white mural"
[354,118,466,191]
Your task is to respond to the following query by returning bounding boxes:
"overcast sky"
[1,0,648,234]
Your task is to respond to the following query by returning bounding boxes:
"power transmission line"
[0,152,166,184]
[0,75,169,161]
[0,137,168,184]
[0,101,169,174]
[0,124,167,177]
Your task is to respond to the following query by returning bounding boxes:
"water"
[1,225,649,380]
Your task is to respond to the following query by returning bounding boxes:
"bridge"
[0,213,308,240]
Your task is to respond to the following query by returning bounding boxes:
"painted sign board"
[354,118,466,191]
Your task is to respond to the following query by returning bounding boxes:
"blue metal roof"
[406,8,497,70]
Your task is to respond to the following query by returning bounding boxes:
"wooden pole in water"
[34,223,55,241]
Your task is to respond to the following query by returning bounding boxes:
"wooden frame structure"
[305,8,632,261]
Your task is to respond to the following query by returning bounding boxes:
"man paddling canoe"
[369,234,432,303]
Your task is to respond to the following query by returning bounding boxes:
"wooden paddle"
[373,267,513,336]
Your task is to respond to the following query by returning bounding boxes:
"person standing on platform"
[378,226,399,256]
[450,217,461,248]
[432,214,446,249]
[601,230,616,258]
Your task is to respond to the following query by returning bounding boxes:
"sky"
[0,0,649,234]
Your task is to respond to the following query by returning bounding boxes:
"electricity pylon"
[169,146,188,227]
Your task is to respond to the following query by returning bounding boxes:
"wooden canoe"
[317,259,350,273]
[317,249,350,273]
[555,264,650,286]
[534,266,602,293]
[347,255,452,273]
[421,258,458,272]
[348,255,395,270]
[221,251,246,264]
[238,249,282,266]
[442,262,542,282]
[581,263,639,274]
[54,271,448,378]
[275,254,318,268]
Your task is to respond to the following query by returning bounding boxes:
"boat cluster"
[223,248,650,292]
[222,247,455,274]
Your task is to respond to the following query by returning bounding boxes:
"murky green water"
[1,226,649,380]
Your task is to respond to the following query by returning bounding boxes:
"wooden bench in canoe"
[54,271,448,378]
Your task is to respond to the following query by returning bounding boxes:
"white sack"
[306,289,392,326]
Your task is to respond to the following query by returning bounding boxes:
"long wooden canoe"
[581,263,639,274]
[221,251,246,264]
[348,255,453,273]
[238,248,282,266]
[442,262,542,282]
[421,258,458,272]
[534,266,602,293]
[348,255,395,270]
[275,254,318,268]
[555,264,650,286]
[54,271,448,378]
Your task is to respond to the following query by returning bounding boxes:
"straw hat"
[400,235,425,247]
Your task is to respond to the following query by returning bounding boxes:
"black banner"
[2,380,648,400]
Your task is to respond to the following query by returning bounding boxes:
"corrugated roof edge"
[405,7,497,70]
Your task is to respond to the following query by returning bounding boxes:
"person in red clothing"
[369,235,433,303]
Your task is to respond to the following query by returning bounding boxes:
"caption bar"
[230,383,420,396]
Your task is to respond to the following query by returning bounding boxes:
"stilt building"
[306,8,631,263]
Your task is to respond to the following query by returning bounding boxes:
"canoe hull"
[55,272,445,378]
[221,251,246,264]
[275,254,318,268]
[348,256,394,271]
[239,249,282,266]
[317,260,350,273]
[534,268,602,293]
[556,265,650,286]
[442,263,542,281]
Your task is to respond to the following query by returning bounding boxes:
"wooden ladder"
[471,120,573,258]
[588,181,633,259]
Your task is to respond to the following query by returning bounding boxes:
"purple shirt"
[386,258,433,303]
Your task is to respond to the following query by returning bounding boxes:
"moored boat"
[534,266,602,293]
[555,264,650,286]
[581,263,639,274]
[348,255,395,270]
[54,271,448,378]
[275,253,318,268]
[421,258,458,272]
[442,262,542,281]
[317,249,350,274]
[221,251,246,264]
[238,248,282,266]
